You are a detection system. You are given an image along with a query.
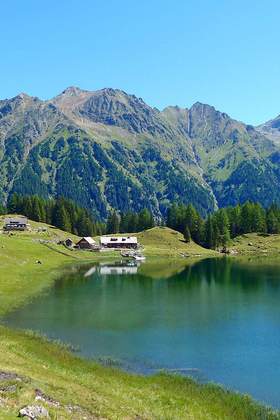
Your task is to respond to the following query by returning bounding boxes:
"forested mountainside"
[0,86,280,219]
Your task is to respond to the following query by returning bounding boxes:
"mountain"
[0,86,280,219]
[257,115,280,144]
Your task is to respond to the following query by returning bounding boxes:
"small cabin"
[76,237,97,250]
[100,236,138,249]
[65,238,74,248]
[3,217,28,231]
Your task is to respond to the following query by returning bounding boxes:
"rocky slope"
[0,87,279,218]
[257,115,280,144]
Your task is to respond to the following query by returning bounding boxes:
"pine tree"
[227,205,241,237]
[240,202,255,233]
[215,209,230,249]
[184,226,191,243]
[52,204,71,232]
[138,209,154,231]
[22,197,33,218]
[7,193,20,214]
[0,203,5,215]
[204,216,214,249]
[30,196,42,222]
[267,210,279,234]
[106,211,120,234]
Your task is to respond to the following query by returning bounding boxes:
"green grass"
[136,226,219,257]
[230,233,280,257]
[0,220,279,418]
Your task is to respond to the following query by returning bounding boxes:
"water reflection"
[4,257,280,408]
[85,261,140,277]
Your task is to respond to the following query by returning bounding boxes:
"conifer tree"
[214,209,230,249]
[30,196,42,222]
[138,208,154,231]
[52,203,71,232]
[106,211,120,234]
[267,209,279,233]
[204,216,214,249]
[7,193,20,214]
[0,203,5,215]
[184,226,191,243]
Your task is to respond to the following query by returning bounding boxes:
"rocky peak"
[0,93,38,120]
[60,86,86,97]
[188,102,246,148]
[190,102,229,120]
[57,87,174,136]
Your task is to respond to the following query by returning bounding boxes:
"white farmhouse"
[100,236,138,249]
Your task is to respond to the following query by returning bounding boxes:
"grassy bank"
[229,233,280,256]
[0,325,279,420]
[0,219,279,418]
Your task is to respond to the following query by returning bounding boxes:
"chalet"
[100,236,138,249]
[3,217,28,231]
[76,237,97,250]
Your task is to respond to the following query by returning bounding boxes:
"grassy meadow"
[135,226,218,257]
[229,232,280,256]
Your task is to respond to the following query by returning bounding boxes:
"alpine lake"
[4,257,280,408]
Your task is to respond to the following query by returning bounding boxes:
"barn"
[76,237,97,250]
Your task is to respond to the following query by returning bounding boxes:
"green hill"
[229,232,280,256]
[136,226,218,257]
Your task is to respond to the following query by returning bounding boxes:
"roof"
[100,236,138,244]
[4,217,28,224]
[77,237,96,245]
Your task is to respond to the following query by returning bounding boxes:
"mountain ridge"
[0,87,279,219]
[257,114,280,144]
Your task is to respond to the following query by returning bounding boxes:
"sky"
[0,0,280,125]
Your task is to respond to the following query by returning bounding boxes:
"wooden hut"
[76,237,97,250]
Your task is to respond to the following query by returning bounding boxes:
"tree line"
[106,209,155,234]
[3,194,155,236]
[6,194,103,236]
[3,194,280,246]
[166,201,280,249]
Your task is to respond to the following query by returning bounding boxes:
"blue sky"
[1,0,279,124]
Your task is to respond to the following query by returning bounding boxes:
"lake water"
[4,257,280,408]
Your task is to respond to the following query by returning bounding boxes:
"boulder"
[18,405,49,419]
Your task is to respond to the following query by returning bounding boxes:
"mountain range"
[1,86,280,219]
